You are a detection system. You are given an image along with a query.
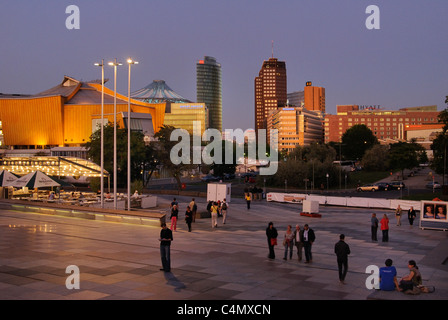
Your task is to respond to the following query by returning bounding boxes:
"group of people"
[266,222,353,284]
[266,223,316,264]
[378,258,433,293]
[206,199,229,228]
[371,206,417,242]
[169,197,197,233]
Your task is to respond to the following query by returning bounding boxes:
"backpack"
[222,203,227,210]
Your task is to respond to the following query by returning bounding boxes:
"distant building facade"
[163,103,209,136]
[197,56,222,132]
[304,82,325,113]
[324,105,440,143]
[267,106,323,154]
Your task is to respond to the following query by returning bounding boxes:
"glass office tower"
[196,56,222,132]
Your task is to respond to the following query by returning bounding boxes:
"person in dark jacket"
[300,224,315,263]
[266,222,278,260]
[159,223,173,272]
[334,234,351,284]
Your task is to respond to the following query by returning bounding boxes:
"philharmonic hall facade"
[0,76,166,150]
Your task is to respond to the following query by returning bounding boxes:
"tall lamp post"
[127,58,138,211]
[94,60,105,208]
[108,59,122,210]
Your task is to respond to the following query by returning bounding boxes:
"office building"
[324,105,440,143]
[304,82,325,113]
[163,103,209,136]
[197,56,222,132]
[255,57,287,132]
[267,106,323,154]
[287,91,304,107]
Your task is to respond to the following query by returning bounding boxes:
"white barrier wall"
[266,192,420,211]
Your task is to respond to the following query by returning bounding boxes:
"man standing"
[189,198,197,223]
[294,224,303,262]
[301,224,315,263]
[371,213,379,241]
[221,198,229,224]
[159,222,173,272]
[408,206,416,226]
[334,234,351,284]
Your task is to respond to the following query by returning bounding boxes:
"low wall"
[0,199,166,227]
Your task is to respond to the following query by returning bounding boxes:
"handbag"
[270,238,277,246]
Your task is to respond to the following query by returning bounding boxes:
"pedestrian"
[245,192,252,209]
[206,200,213,217]
[283,225,294,260]
[211,201,218,228]
[221,198,228,224]
[395,205,402,226]
[170,204,178,231]
[294,224,303,262]
[399,260,422,293]
[371,213,379,241]
[266,222,278,260]
[185,205,193,232]
[170,197,178,209]
[334,234,351,284]
[189,198,197,222]
[301,224,316,263]
[159,222,173,272]
[380,214,389,242]
[379,259,400,291]
[408,206,416,226]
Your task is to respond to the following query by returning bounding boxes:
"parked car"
[388,181,405,190]
[357,184,380,192]
[426,181,441,189]
[201,175,220,182]
[375,182,391,191]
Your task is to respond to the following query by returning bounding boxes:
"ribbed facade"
[196,56,222,132]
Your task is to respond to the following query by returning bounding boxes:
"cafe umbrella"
[0,170,19,186]
[6,170,62,188]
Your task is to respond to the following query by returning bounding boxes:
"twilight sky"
[1,0,447,131]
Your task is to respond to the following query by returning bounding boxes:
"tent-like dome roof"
[131,80,191,103]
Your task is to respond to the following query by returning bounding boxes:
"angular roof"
[131,80,191,103]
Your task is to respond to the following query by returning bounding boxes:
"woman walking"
[266,222,278,260]
[283,225,294,260]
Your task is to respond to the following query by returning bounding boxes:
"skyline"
[1,0,447,131]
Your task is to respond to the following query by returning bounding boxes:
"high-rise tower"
[254,57,287,132]
[197,56,222,132]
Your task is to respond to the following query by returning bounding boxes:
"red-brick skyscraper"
[255,57,287,132]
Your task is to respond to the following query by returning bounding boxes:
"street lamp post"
[94,60,105,208]
[127,58,138,211]
[108,59,122,210]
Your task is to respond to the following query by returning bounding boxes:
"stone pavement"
[0,194,447,300]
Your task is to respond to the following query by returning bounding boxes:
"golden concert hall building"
[0,76,166,149]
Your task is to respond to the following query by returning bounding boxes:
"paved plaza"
[0,194,447,301]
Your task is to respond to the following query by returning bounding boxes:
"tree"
[85,123,152,187]
[341,124,378,160]
[430,98,448,174]
[152,125,196,190]
[361,144,389,171]
[388,142,420,178]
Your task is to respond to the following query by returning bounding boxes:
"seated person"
[399,260,422,292]
[379,259,399,291]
